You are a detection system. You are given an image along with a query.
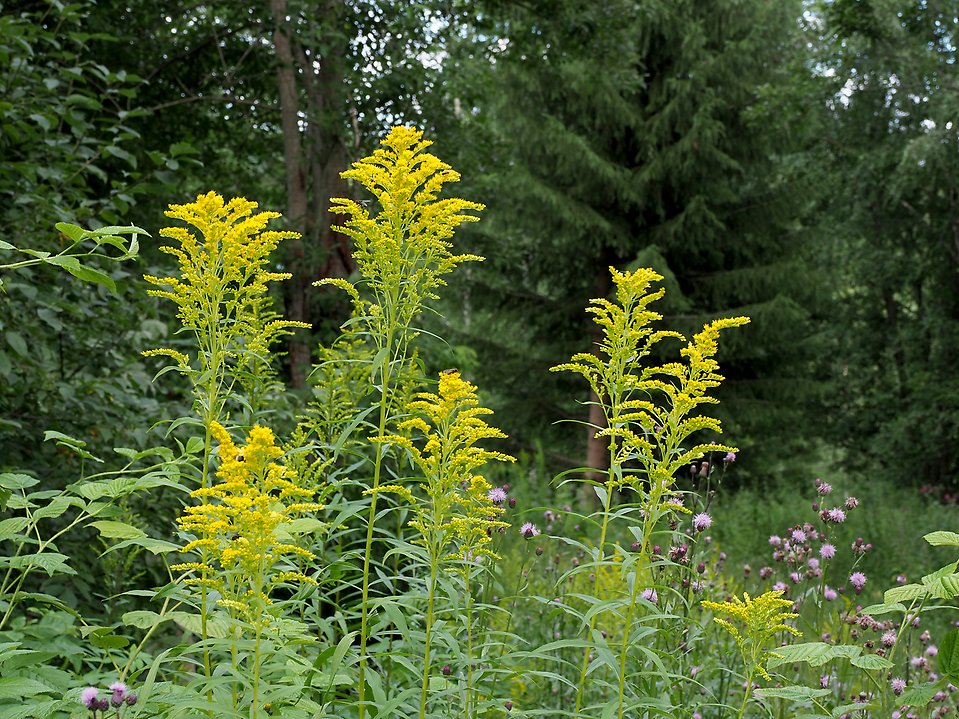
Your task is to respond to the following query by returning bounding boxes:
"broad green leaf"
[924,531,959,547]
[898,683,941,707]
[0,473,37,490]
[938,629,959,681]
[2,553,75,576]
[169,611,231,638]
[122,610,165,629]
[5,332,27,357]
[767,642,861,669]
[831,702,877,716]
[755,686,830,701]
[922,561,959,586]
[860,602,906,615]
[884,583,927,603]
[53,222,86,242]
[90,520,146,540]
[0,677,53,700]
[32,496,75,520]
[0,700,59,719]
[925,573,959,600]
[0,240,16,250]
[851,654,893,670]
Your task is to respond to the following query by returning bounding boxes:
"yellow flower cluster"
[701,590,802,680]
[376,370,513,560]
[172,422,323,620]
[317,127,484,341]
[143,192,307,382]
[551,266,748,490]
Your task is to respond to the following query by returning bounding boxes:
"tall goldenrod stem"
[419,551,440,719]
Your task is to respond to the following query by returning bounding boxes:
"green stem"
[573,454,617,718]
[419,550,440,719]
[738,667,757,719]
[357,349,393,719]
[464,563,474,719]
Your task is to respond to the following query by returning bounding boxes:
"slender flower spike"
[701,590,802,681]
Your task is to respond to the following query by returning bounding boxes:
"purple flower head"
[80,688,99,710]
[641,588,658,604]
[817,481,833,496]
[759,566,773,579]
[125,693,137,707]
[109,681,128,707]
[692,513,712,532]
[773,581,787,592]
[790,571,801,584]
[724,452,737,463]
[487,487,507,504]
[826,508,846,523]
[791,528,807,543]
[520,522,540,539]
[927,645,939,657]
[849,571,868,592]
[769,534,782,547]
[819,675,829,688]
[824,586,838,601]
[845,496,860,510]
[891,677,906,695]
[897,574,907,585]
[820,543,836,559]
[882,630,898,647]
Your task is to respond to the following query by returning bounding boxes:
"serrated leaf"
[0,700,59,719]
[938,629,959,681]
[1,553,75,576]
[831,702,877,716]
[0,677,54,700]
[101,536,178,556]
[0,517,29,541]
[169,611,231,638]
[898,683,941,707]
[90,520,146,540]
[922,562,958,586]
[0,473,38,490]
[755,685,831,701]
[924,531,959,547]
[54,222,86,242]
[925,573,959,600]
[884,583,927,603]
[850,653,893,670]
[766,642,833,668]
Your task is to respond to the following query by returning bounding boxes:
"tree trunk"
[272,0,311,389]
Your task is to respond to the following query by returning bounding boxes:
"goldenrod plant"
[375,370,512,718]
[316,126,484,717]
[552,266,748,718]
[702,590,802,718]
[173,422,322,717]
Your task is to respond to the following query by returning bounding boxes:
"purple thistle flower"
[849,571,867,592]
[790,571,801,584]
[80,688,99,710]
[520,522,540,539]
[109,681,127,707]
[769,534,782,547]
[791,528,807,543]
[818,481,833,495]
[826,508,846,523]
[724,452,736,463]
[692,513,712,532]
[824,586,838,601]
[845,496,860,510]
[773,581,787,592]
[487,487,507,504]
[124,692,137,706]
[641,588,658,604]
[927,645,939,657]
[882,630,898,647]
[891,677,906,695]
[820,543,836,559]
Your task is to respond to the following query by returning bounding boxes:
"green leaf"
[122,610,165,629]
[5,332,28,358]
[924,531,959,547]
[50,257,116,292]
[32,496,75,520]
[0,473,38,491]
[1,553,75,577]
[0,700,60,719]
[884,583,927,603]
[169,611,231,638]
[922,561,959,586]
[755,685,831,701]
[0,240,16,250]
[898,683,941,707]
[90,520,146,540]
[767,642,861,669]
[54,222,86,242]
[938,629,959,681]
[101,536,178,556]
[0,677,54,700]
[860,602,906,615]
[850,654,893,670]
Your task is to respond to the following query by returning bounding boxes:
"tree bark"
[272,0,311,389]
